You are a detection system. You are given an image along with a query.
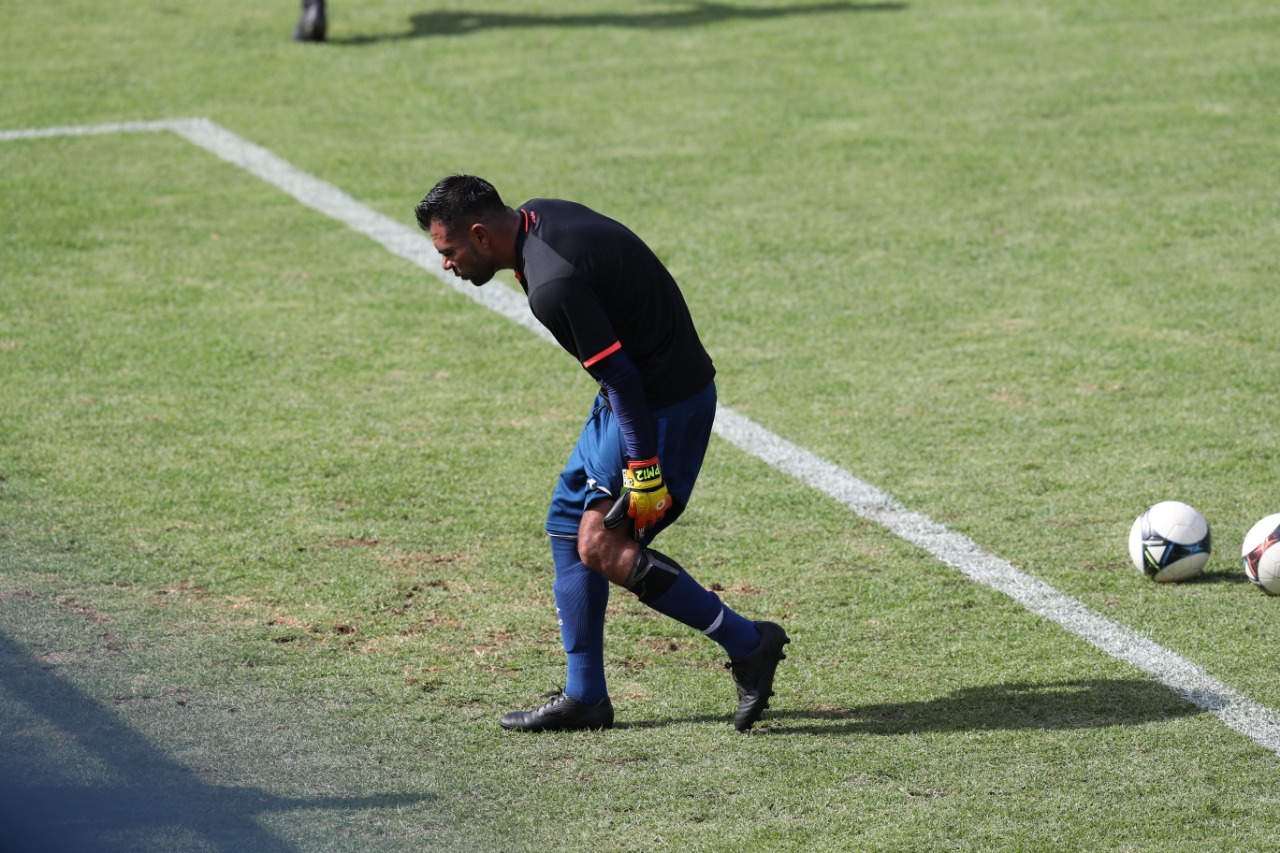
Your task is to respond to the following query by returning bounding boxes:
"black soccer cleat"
[726,621,790,732]
[292,0,327,42]
[500,690,615,733]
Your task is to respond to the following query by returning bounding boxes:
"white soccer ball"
[1128,501,1212,583]
[1242,513,1280,595]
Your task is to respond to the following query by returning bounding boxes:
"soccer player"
[293,0,326,41]
[414,176,790,732]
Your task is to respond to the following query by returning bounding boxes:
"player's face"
[430,221,497,287]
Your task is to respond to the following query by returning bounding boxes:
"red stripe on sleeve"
[582,341,622,368]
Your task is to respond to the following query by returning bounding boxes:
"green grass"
[4,0,1280,849]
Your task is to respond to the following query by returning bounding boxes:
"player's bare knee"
[577,522,637,586]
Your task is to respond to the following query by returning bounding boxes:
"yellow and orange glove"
[603,457,672,539]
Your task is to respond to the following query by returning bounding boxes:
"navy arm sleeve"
[587,348,656,462]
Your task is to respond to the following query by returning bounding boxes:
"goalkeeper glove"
[603,457,672,538]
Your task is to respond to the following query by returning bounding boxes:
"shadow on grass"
[334,1,908,45]
[613,678,1201,734]
[1186,570,1254,586]
[764,678,1202,736]
[0,631,434,852]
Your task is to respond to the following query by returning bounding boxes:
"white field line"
[7,118,1280,756]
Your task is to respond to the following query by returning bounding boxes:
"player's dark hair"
[415,174,506,234]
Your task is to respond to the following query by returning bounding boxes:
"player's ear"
[469,221,490,247]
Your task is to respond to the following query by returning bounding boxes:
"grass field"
[4,0,1280,850]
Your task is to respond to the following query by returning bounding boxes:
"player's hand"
[603,457,672,538]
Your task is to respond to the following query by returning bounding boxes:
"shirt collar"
[513,206,536,287]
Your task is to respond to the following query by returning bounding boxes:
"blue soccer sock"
[632,548,762,660]
[550,535,610,705]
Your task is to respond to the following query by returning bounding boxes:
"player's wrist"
[624,457,663,490]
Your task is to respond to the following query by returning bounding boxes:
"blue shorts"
[546,381,717,545]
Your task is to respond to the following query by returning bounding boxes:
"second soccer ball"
[1242,513,1280,595]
